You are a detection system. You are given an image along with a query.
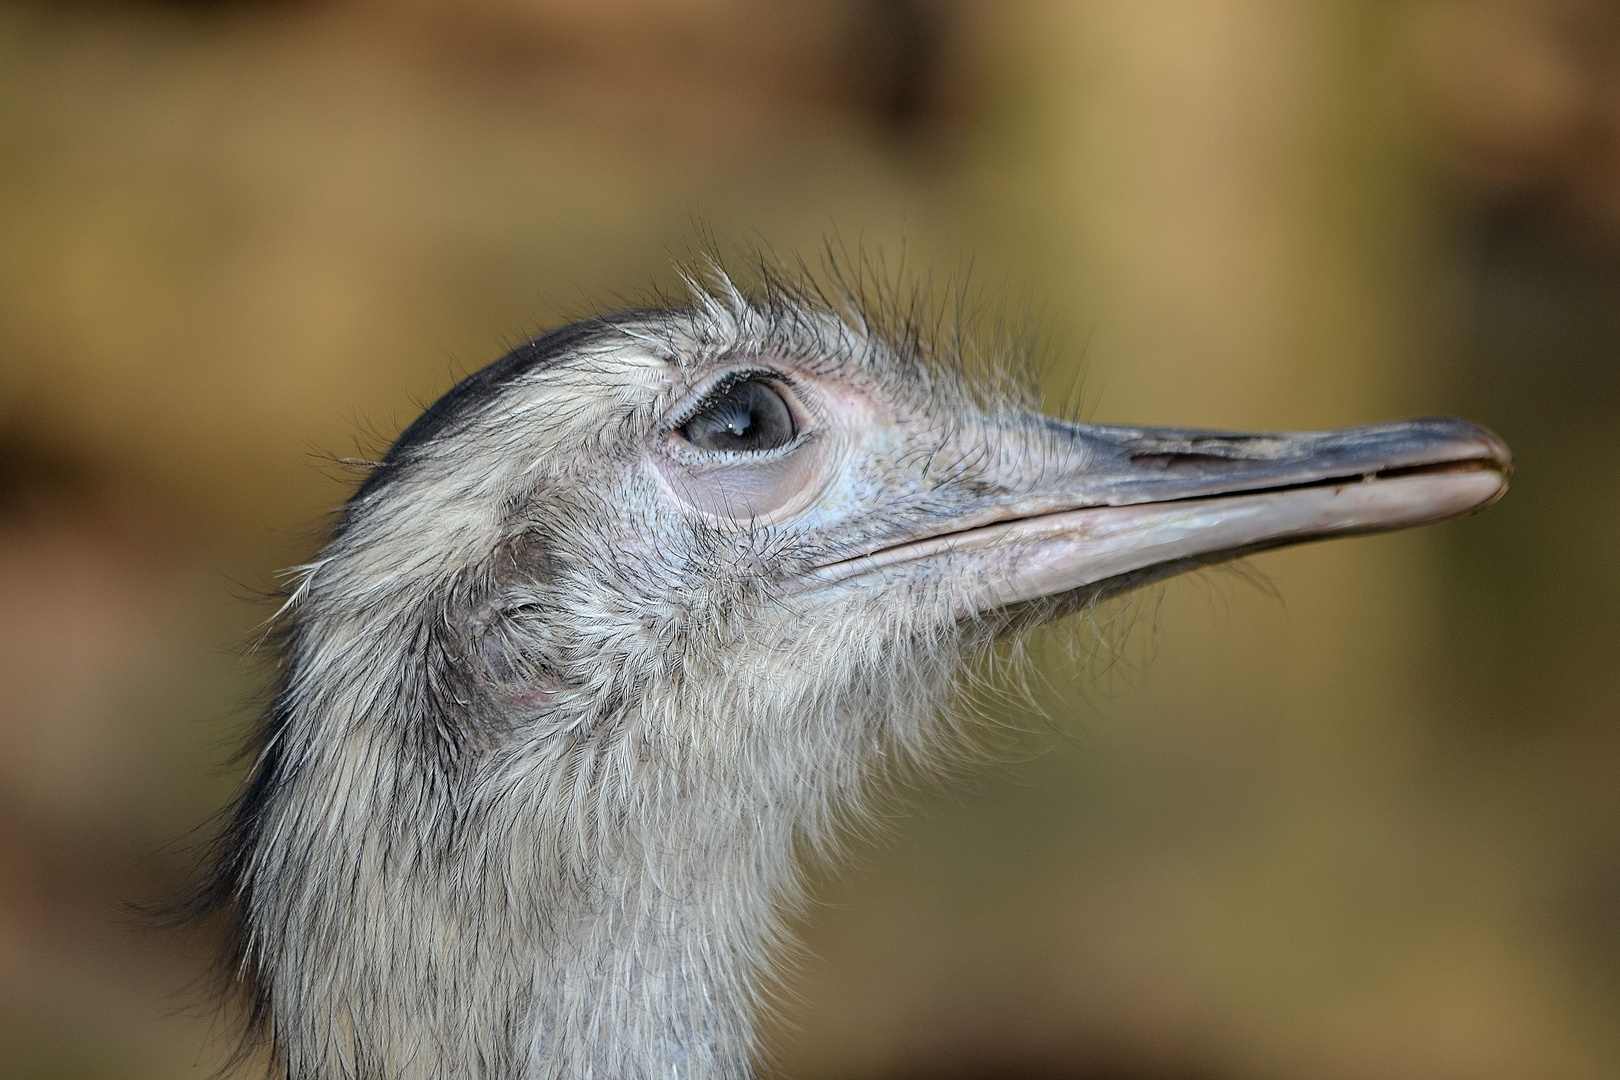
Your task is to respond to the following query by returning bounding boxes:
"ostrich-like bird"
[196,274,1508,1080]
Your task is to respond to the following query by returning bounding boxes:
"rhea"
[194,277,1509,1079]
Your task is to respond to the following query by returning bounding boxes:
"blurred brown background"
[1,0,1618,1077]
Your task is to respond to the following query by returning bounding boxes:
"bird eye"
[679,377,796,453]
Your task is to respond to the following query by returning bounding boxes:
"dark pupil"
[681,378,795,452]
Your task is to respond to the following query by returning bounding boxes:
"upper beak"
[807,416,1511,611]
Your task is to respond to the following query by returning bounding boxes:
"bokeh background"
[1,0,1617,1077]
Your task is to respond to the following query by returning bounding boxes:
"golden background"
[1,1,1616,1077]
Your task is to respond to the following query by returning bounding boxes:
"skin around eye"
[654,374,833,522]
[680,378,796,453]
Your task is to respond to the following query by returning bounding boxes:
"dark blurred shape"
[0,434,98,512]
[1444,202,1620,719]
[840,0,950,138]
[324,0,960,141]
[39,0,307,11]
[1440,199,1620,1006]
[1565,850,1620,1000]
[1421,0,1620,241]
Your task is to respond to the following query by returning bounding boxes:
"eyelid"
[663,368,809,433]
[661,425,818,468]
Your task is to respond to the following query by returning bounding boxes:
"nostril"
[1129,451,1259,472]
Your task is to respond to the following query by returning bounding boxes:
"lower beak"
[809,416,1511,612]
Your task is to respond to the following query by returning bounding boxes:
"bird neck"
[255,712,808,1080]
[510,764,799,1080]
[247,575,948,1080]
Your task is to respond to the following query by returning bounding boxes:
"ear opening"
[466,600,567,710]
[457,526,570,716]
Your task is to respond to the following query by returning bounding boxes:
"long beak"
[810,416,1511,611]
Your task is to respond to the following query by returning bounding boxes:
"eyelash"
[667,370,792,429]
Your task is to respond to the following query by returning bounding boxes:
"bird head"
[314,279,1507,782]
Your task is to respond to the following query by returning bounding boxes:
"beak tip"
[1419,415,1513,472]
